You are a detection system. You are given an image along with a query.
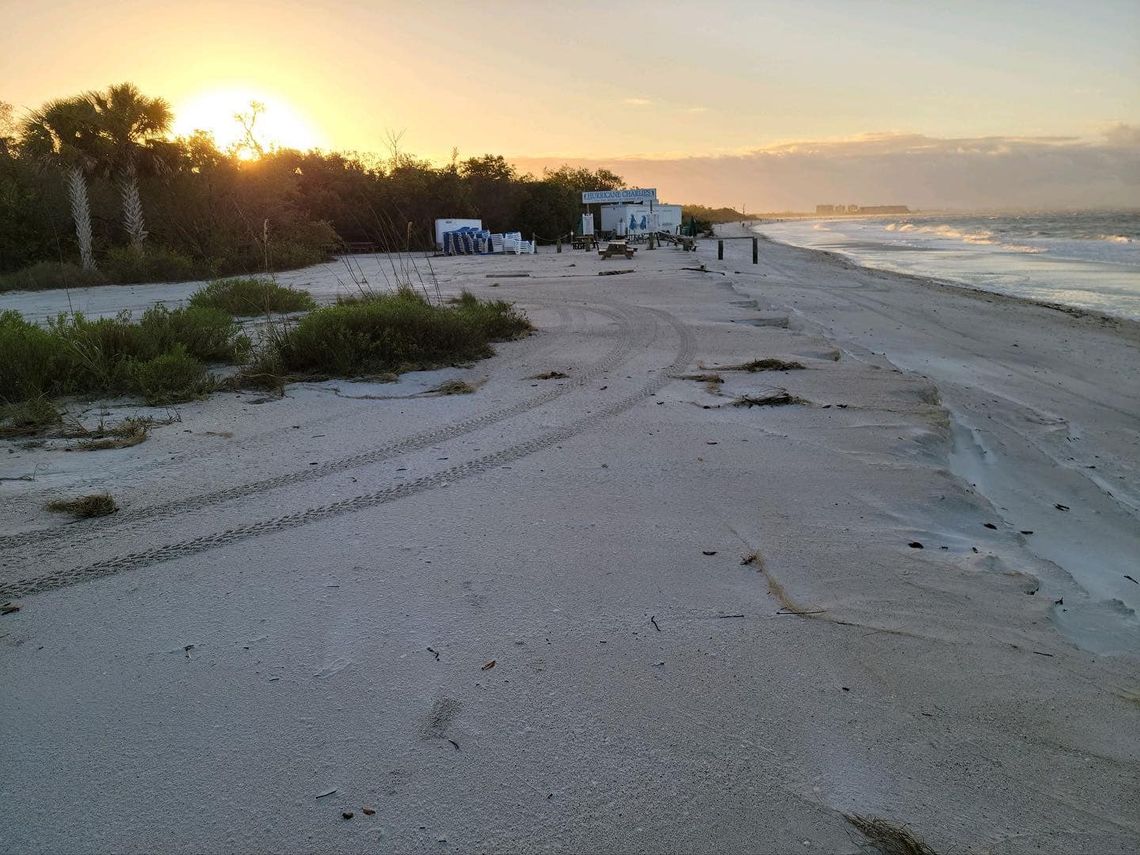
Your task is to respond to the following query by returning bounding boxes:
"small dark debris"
[908,542,924,549]
[650,615,661,632]
[842,687,850,692]
[706,441,718,445]
[1054,597,1064,605]
[1033,650,1055,657]
[316,788,336,799]
[1,602,20,616]
[342,811,354,820]
[1020,530,1034,535]
[1125,575,1138,585]
[362,806,376,816]
[481,659,496,670]
[702,550,718,556]
[983,523,997,530]
[427,647,440,661]
[447,739,460,751]
[1055,503,1070,511]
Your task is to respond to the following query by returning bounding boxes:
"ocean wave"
[1099,234,1134,244]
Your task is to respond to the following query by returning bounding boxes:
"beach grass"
[46,493,118,518]
[246,288,530,384]
[188,277,317,316]
[0,306,247,404]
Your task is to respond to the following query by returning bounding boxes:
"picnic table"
[599,241,637,260]
[572,234,599,250]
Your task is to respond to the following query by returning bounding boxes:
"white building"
[582,188,683,237]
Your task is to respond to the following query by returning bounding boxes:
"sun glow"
[172,87,324,155]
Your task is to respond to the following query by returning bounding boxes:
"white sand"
[1,236,1138,853]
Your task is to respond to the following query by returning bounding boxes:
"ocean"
[753,210,1140,321]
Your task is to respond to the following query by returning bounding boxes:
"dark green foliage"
[131,344,212,404]
[0,262,108,293]
[260,289,530,380]
[189,277,317,316]
[0,306,245,403]
[103,245,198,284]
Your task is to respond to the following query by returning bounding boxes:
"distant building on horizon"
[815,203,910,215]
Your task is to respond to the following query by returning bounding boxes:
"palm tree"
[21,98,101,270]
[88,83,172,246]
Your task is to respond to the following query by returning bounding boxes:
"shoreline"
[715,222,1140,651]
[746,226,1140,337]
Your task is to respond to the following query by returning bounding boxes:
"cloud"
[622,97,653,107]
[683,107,708,114]
[510,131,1140,209]
[1102,123,1140,147]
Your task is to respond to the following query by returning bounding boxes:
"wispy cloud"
[510,130,1140,209]
[622,97,653,107]
[683,107,708,114]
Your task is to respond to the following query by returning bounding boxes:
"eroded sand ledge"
[1,234,1138,853]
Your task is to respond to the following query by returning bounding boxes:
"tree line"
[0,84,628,289]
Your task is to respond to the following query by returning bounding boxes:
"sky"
[2,0,1138,209]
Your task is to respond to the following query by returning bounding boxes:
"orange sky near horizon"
[3,0,1137,207]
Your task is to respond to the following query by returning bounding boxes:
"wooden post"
[557,236,562,253]
[752,236,758,264]
[532,233,537,253]
[718,239,724,260]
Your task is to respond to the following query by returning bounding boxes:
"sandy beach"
[2,234,1138,852]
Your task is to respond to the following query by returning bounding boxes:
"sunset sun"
[172,87,323,154]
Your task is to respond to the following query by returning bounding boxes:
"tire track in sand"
[1,304,693,599]
[0,300,640,555]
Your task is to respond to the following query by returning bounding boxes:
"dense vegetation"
[0,85,627,290]
[0,303,247,404]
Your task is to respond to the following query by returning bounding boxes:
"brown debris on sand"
[722,358,806,372]
[732,390,806,407]
[844,814,938,855]
[432,379,476,396]
[45,493,118,518]
[530,371,569,380]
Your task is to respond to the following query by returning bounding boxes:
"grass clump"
[433,379,476,395]
[252,288,531,382]
[189,277,317,316]
[70,417,152,451]
[844,815,937,855]
[531,370,569,380]
[0,397,62,438]
[0,306,246,404]
[46,493,118,518]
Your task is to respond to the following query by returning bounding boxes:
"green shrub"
[0,262,107,293]
[131,345,212,404]
[0,396,62,437]
[189,277,317,316]
[103,245,199,284]
[261,288,530,380]
[0,306,246,403]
